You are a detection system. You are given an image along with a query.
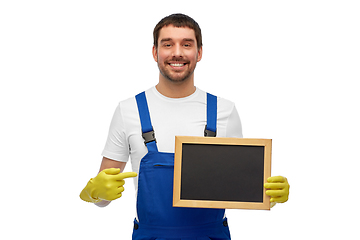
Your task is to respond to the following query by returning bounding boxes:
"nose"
[172,44,183,58]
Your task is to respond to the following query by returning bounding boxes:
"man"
[80,13,289,239]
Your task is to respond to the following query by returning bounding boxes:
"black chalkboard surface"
[173,136,272,210]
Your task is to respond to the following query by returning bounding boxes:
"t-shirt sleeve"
[101,104,130,162]
[226,106,243,138]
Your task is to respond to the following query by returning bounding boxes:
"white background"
[1,0,359,239]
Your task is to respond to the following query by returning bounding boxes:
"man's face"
[153,25,202,83]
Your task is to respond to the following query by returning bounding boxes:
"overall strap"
[135,91,158,152]
[204,93,217,137]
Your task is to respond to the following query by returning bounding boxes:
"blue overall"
[132,92,231,240]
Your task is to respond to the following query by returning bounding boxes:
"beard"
[157,57,197,83]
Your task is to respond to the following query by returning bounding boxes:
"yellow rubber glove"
[264,176,290,206]
[80,168,137,203]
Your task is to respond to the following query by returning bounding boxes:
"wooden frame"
[173,136,272,210]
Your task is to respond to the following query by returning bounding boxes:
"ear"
[152,45,158,62]
[197,46,203,62]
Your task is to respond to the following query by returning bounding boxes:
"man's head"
[153,13,202,51]
[152,14,203,84]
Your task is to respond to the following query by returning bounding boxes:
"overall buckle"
[204,125,216,137]
[142,130,156,144]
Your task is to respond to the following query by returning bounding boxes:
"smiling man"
[80,13,290,240]
[155,26,201,81]
[153,19,203,98]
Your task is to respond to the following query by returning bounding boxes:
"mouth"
[168,62,187,70]
[170,63,185,67]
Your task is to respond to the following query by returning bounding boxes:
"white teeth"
[170,63,184,67]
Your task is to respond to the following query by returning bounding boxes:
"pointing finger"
[117,171,138,180]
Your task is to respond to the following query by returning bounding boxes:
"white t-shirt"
[101,86,243,191]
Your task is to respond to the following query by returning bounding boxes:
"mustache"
[166,57,189,63]
[166,58,189,64]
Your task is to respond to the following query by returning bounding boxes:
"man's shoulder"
[196,88,236,114]
[218,96,236,113]
[205,91,235,109]
[118,87,153,104]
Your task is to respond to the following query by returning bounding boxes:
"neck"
[156,75,196,98]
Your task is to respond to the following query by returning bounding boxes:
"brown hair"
[153,13,202,50]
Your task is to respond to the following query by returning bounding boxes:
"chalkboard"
[173,136,272,210]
